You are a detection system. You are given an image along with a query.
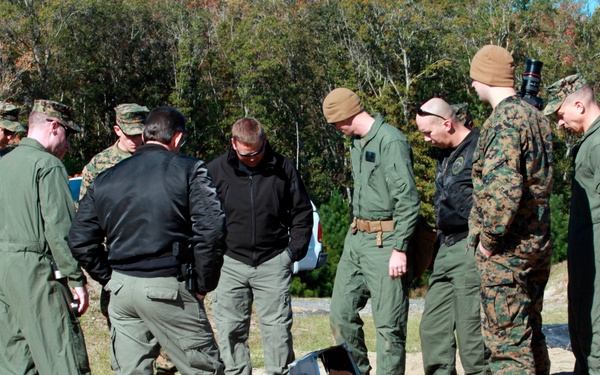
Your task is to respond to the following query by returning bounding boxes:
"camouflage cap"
[451,103,473,128]
[115,103,149,135]
[543,73,587,116]
[0,101,26,133]
[32,99,82,133]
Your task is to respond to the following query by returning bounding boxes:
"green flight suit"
[330,114,420,375]
[0,138,90,374]
[568,116,600,375]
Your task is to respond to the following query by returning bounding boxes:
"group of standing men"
[0,43,599,375]
[323,43,597,375]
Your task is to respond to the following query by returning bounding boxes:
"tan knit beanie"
[470,45,515,87]
[322,88,363,123]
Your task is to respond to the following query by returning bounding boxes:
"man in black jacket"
[68,106,226,375]
[416,98,487,375]
[207,117,313,375]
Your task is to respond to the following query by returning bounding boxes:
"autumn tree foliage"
[1,0,592,294]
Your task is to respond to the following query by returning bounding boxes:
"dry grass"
[80,261,568,374]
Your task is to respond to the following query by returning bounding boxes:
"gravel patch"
[291,298,425,317]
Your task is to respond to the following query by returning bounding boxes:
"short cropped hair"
[231,117,265,145]
[143,106,185,144]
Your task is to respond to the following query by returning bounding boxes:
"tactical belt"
[439,231,469,247]
[351,217,394,246]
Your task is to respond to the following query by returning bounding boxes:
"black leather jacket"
[207,142,313,267]
[434,129,479,236]
[68,143,226,294]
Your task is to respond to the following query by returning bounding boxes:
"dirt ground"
[253,349,575,374]
[404,348,575,375]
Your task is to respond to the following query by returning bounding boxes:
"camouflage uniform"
[0,102,26,158]
[468,95,553,375]
[78,103,148,201]
[544,74,600,375]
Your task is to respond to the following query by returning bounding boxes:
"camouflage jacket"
[79,141,132,201]
[467,96,553,256]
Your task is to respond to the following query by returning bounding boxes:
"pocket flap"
[105,279,124,294]
[145,287,179,301]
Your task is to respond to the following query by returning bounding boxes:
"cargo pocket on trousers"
[179,335,223,373]
[110,328,122,372]
[481,273,523,330]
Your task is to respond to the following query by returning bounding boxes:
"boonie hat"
[32,99,81,133]
[0,102,26,133]
[115,103,149,135]
[470,45,515,87]
[322,88,363,123]
[451,103,473,128]
[543,73,588,116]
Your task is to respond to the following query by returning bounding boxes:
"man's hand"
[73,286,89,315]
[195,292,206,301]
[478,242,493,258]
[389,250,407,279]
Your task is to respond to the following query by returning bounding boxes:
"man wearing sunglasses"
[468,45,553,375]
[0,101,26,158]
[0,99,90,374]
[322,88,420,375]
[207,117,313,375]
[416,98,487,375]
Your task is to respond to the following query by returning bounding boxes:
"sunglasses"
[236,139,265,157]
[416,107,447,121]
[47,118,74,139]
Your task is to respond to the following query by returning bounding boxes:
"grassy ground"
[80,261,568,374]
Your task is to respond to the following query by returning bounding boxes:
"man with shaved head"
[416,98,487,375]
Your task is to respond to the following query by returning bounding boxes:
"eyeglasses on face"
[236,139,265,157]
[47,118,73,139]
[1,128,15,137]
[416,106,446,121]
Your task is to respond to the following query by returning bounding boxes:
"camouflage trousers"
[476,248,552,375]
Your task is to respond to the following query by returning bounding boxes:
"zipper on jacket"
[249,175,258,267]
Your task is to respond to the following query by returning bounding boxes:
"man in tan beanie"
[467,45,554,375]
[322,88,420,375]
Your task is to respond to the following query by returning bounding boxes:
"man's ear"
[442,119,453,132]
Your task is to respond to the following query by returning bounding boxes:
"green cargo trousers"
[106,271,224,375]
[213,252,294,375]
[330,228,409,375]
[0,252,90,375]
[419,238,487,375]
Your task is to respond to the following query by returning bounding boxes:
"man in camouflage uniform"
[0,99,90,374]
[544,73,600,375]
[416,98,487,375]
[468,45,553,374]
[322,88,420,375]
[0,101,26,158]
[79,103,148,200]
